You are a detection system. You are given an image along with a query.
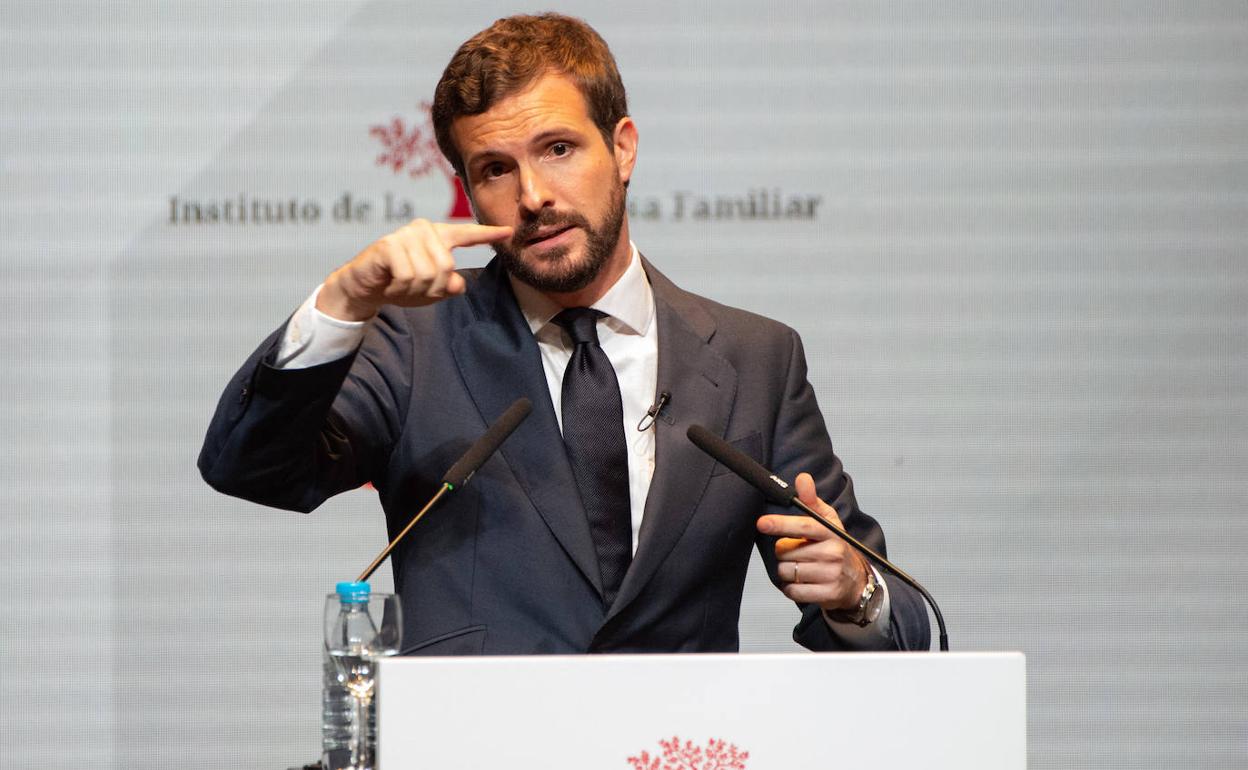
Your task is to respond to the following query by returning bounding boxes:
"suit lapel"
[451,263,603,598]
[606,260,738,623]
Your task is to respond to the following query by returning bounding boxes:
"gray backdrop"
[2,1,1245,767]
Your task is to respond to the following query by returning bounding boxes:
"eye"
[481,161,507,180]
[548,142,572,158]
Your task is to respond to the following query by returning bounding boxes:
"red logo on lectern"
[626,737,749,770]
[369,102,473,220]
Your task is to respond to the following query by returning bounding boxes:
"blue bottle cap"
[335,581,371,603]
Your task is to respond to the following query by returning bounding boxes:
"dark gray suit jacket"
[199,257,930,653]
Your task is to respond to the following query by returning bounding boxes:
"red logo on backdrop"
[369,102,473,220]
[627,737,749,770]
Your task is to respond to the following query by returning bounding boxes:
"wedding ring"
[792,563,800,584]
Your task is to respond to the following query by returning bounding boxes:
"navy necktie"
[553,307,632,608]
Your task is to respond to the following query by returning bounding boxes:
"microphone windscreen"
[441,397,533,488]
[686,424,797,507]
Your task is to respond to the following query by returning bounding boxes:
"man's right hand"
[317,219,514,322]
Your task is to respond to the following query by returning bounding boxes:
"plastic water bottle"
[323,581,377,770]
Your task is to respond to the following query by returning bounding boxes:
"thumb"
[444,272,467,296]
[794,472,844,531]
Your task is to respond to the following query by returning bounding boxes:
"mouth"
[523,224,576,247]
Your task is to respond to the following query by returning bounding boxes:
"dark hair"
[432,13,629,177]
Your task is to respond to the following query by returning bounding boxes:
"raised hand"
[317,219,513,321]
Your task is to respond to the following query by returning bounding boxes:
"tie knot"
[552,307,603,346]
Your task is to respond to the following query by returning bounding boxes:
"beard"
[493,180,626,294]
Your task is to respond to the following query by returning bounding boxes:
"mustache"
[510,209,591,249]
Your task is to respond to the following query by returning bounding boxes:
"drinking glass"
[324,593,402,770]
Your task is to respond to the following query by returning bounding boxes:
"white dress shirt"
[508,244,658,554]
[275,244,891,645]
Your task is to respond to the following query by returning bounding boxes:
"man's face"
[451,73,636,295]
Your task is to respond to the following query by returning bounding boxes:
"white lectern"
[378,652,1025,769]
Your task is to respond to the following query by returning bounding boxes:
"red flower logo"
[627,736,749,770]
[369,102,473,220]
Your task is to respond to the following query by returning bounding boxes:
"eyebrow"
[529,127,580,146]
[466,126,585,167]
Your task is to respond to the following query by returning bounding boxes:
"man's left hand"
[756,472,869,611]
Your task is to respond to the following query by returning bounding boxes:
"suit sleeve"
[198,310,412,513]
[757,328,932,652]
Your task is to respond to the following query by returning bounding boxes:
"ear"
[611,116,638,185]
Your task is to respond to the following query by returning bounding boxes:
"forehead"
[452,73,595,160]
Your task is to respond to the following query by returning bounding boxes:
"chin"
[521,242,574,266]
[504,246,602,294]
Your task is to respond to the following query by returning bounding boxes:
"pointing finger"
[757,513,833,541]
[433,221,514,249]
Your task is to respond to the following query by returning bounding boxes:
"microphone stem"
[792,498,950,652]
[356,483,452,583]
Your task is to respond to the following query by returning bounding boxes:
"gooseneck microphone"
[686,424,949,651]
[356,397,532,582]
[441,398,534,489]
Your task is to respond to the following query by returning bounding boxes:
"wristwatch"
[826,565,885,627]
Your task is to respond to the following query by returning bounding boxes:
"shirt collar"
[510,242,654,337]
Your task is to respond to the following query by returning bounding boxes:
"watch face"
[862,581,885,625]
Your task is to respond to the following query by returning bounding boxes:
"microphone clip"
[637,391,672,431]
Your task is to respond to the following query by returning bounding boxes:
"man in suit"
[200,13,930,653]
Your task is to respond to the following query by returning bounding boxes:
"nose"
[517,163,554,214]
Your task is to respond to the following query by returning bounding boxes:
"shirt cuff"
[821,565,895,650]
[273,284,369,370]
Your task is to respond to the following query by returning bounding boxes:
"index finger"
[757,513,835,541]
[433,222,514,249]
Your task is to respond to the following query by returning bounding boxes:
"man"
[200,13,930,653]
